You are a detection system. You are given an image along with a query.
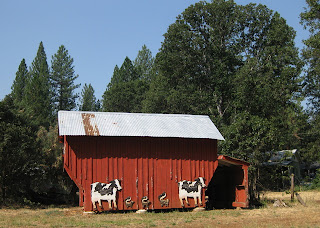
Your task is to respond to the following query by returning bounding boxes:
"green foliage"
[79,83,100,111]
[108,57,138,88]
[33,125,76,204]
[103,79,149,112]
[51,45,80,113]
[146,0,243,119]
[24,41,53,129]
[134,44,155,81]
[300,0,320,167]
[144,0,304,195]
[11,59,29,109]
[0,95,39,203]
[310,169,320,189]
[103,46,155,112]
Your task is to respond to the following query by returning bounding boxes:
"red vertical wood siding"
[64,136,218,211]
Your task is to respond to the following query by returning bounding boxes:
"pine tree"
[11,58,29,108]
[51,45,80,113]
[102,57,148,112]
[24,41,52,128]
[79,83,99,111]
[134,45,155,81]
[107,65,121,89]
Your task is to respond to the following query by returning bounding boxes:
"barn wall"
[63,136,218,211]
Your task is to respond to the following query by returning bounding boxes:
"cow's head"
[195,177,206,188]
[114,179,122,191]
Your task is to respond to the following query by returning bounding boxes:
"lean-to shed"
[58,111,249,211]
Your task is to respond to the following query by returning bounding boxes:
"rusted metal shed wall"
[63,136,218,211]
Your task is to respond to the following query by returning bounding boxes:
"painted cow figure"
[178,177,206,207]
[91,179,122,210]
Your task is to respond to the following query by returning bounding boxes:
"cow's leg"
[179,197,184,207]
[108,200,112,209]
[98,200,103,209]
[113,199,118,209]
[199,196,203,206]
[194,197,198,207]
[92,201,97,210]
[185,197,190,206]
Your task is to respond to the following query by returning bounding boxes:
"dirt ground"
[0,191,319,227]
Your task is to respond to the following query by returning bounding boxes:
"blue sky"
[0,0,309,102]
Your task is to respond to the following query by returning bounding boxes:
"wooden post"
[295,193,307,207]
[291,173,294,201]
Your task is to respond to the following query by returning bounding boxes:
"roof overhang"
[58,111,225,140]
[218,155,250,167]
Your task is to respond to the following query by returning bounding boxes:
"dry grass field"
[0,191,319,228]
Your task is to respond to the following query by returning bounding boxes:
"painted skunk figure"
[158,192,169,207]
[141,196,151,209]
[124,196,134,208]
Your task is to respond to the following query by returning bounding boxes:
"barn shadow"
[206,163,244,209]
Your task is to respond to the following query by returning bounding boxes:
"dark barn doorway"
[206,156,249,209]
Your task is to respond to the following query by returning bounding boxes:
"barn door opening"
[206,156,247,209]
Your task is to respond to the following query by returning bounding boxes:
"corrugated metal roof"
[58,111,224,140]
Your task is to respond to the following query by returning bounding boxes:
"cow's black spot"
[94,183,105,192]
[99,181,117,196]
[182,181,201,193]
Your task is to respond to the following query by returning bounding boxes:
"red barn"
[58,111,249,212]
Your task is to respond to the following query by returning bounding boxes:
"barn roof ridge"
[58,110,225,140]
[58,110,210,118]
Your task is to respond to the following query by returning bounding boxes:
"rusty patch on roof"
[81,113,100,136]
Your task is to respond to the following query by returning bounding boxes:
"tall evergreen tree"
[11,58,29,108]
[119,57,138,82]
[134,45,155,81]
[24,41,52,128]
[51,45,80,113]
[102,56,148,112]
[79,83,99,111]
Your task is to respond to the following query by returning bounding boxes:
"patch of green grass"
[45,209,64,216]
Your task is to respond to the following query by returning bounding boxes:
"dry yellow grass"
[0,191,319,227]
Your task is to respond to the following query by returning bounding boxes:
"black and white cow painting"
[91,179,122,210]
[178,177,206,207]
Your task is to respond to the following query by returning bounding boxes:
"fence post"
[291,173,294,201]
